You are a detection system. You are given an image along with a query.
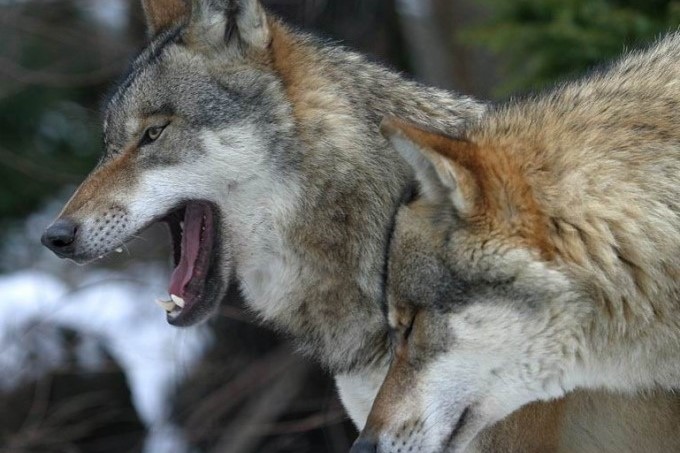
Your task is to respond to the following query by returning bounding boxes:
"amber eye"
[141,124,167,146]
[147,126,164,141]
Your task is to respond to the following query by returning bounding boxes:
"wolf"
[353,33,680,452]
[40,0,482,428]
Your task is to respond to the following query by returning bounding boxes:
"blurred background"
[0,0,678,452]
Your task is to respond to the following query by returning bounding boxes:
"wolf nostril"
[42,218,78,256]
[350,438,378,453]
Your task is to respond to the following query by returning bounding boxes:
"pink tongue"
[169,205,204,297]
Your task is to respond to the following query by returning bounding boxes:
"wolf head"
[351,119,593,453]
[41,0,298,326]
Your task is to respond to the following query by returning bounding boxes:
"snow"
[83,0,130,32]
[0,266,211,453]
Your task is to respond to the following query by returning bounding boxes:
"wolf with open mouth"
[40,0,481,419]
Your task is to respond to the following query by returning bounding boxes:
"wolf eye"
[141,125,166,146]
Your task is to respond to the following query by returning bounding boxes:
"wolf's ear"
[142,0,190,36]
[381,118,480,215]
[186,0,270,53]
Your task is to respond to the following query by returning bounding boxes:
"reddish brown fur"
[142,0,188,35]
[269,19,356,143]
[60,148,137,217]
[478,400,567,453]
[387,119,556,260]
[269,20,305,119]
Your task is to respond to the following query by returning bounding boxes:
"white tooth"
[180,221,184,230]
[155,298,175,312]
[115,247,123,253]
[170,294,185,308]
[98,255,104,260]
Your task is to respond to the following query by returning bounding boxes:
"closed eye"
[403,311,417,341]
[389,310,418,347]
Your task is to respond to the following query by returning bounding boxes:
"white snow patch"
[0,266,211,453]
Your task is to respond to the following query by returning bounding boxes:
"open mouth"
[155,201,219,326]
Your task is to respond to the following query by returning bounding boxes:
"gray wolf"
[40,0,482,431]
[354,32,680,452]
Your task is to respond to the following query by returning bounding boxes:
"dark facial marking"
[444,406,471,450]
[103,26,185,140]
[381,178,420,320]
[113,26,184,101]
[140,103,176,119]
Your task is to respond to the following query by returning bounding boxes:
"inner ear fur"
[142,0,190,36]
[188,0,270,53]
[383,118,557,259]
[381,118,480,215]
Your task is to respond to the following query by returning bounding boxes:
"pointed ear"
[381,118,480,215]
[187,0,270,53]
[142,0,190,37]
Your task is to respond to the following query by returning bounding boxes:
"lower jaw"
[166,254,228,327]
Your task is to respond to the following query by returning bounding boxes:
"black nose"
[350,438,378,453]
[42,218,78,257]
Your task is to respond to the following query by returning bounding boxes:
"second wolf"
[356,33,680,451]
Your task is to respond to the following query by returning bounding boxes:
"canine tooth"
[115,247,123,253]
[155,298,175,312]
[180,221,184,230]
[170,294,185,308]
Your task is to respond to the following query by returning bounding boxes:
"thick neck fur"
[268,20,482,136]
[228,19,483,373]
[471,34,680,354]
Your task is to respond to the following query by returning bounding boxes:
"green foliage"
[462,0,680,96]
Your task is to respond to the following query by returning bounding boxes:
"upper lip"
[65,202,191,264]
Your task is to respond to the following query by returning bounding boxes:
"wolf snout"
[349,437,378,453]
[41,218,79,258]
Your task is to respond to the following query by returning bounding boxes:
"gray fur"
[47,0,483,382]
